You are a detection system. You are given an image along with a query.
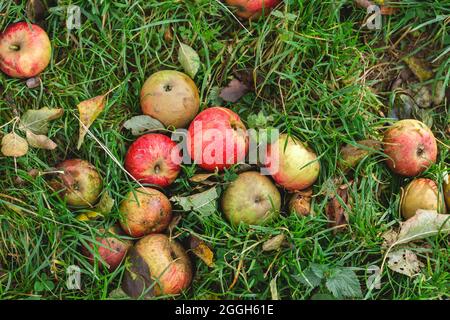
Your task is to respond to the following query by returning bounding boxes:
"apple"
[264,133,320,191]
[400,178,446,220]
[125,133,181,187]
[81,226,132,271]
[383,119,437,177]
[289,189,312,217]
[140,70,200,128]
[122,234,192,298]
[0,21,51,78]
[225,0,282,20]
[187,107,249,172]
[119,187,172,238]
[444,172,450,210]
[53,159,103,207]
[221,171,281,225]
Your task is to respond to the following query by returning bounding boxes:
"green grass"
[0,0,449,300]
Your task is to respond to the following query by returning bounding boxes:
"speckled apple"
[0,22,51,78]
[225,0,282,20]
[383,119,437,177]
[265,134,320,191]
[119,187,172,238]
[140,70,200,128]
[221,171,281,225]
[122,234,192,297]
[187,107,249,172]
[54,159,103,208]
[125,133,181,187]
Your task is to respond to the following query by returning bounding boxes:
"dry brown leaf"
[219,79,249,103]
[1,132,29,157]
[77,94,107,149]
[25,130,57,150]
[262,234,286,252]
[387,249,423,277]
[189,235,215,267]
[326,180,352,233]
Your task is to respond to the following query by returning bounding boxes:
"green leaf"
[95,192,115,215]
[296,263,328,289]
[171,187,220,216]
[123,115,165,136]
[178,43,200,78]
[325,268,362,299]
[20,107,64,135]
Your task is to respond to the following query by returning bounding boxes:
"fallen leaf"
[219,79,249,103]
[339,140,381,171]
[381,229,398,250]
[26,0,47,23]
[164,27,173,42]
[178,43,200,79]
[25,130,57,150]
[108,288,129,300]
[397,209,450,244]
[123,115,164,136]
[403,57,433,82]
[26,76,41,89]
[77,94,107,149]
[387,249,423,277]
[270,277,279,300]
[95,192,115,215]
[76,211,103,221]
[171,187,220,216]
[167,214,182,234]
[325,268,362,299]
[289,189,313,217]
[262,234,286,252]
[1,132,29,157]
[189,172,217,184]
[326,180,352,233]
[20,107,64,135]
[189,235,215,267]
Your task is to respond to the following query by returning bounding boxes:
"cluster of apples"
[382,119,448,219]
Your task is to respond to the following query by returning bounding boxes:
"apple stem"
[9,45,20,51]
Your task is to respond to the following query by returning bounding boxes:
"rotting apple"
[187,107,249,172]
[221,171,281,225]
[52,159,103,208]
[140,70,200,128]
[81,225,132,271]
[288,188,312,217]
[383,119,437,177]
[400,178,446,220]
[119,187,172,238]
[0,21,51,78]
[122,234,192,298]
[264,133,320,192]
[125,133,181,187]
[225,0,282,20]
[444,172,450,210]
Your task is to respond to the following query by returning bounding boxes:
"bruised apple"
[119,187,172,238]
[221,171,281,225]
[225,0,282,20]
[53,159,103,207]
[187,107,249,172]
[400,178,446,220]
[122,234,192,298]
[0,22,51,78]
[140,70,200,128]
[383,119,437,177]
[81,226,132,271]
[125,133,181,187]
[264,134,320,191]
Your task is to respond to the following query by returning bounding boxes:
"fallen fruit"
[187,107,249,172]
[264,133,320,191]
[81,226,132,271]
[125,133,181,187]
[119,187,172,238]
[140,70,200,128]
[122,234,192,297]
[383,119,437,177]
[225,0,282,20]
[221,171,281,225]
[289,189,312,217]
[53,159,103,207]
[400,178,446,220]
[338,140,381,171]
[0,21,51,78]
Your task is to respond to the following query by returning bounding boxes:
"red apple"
[122,234,192,297]
[187,107,249,172]
[225,0,282,20]
[0,22,51,78]
[53,159,103,208]
[125,133,181,187]
[383,119,437,177]
[81,226,132,271]
[119,187,172,238]
[264,134,320,191]
[400,178,446,220]
[140,70,200,128]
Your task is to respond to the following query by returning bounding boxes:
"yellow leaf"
[77,94,106,149]
[1,132,29,157]
[189,236,215,267]
[26,130,57,150]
